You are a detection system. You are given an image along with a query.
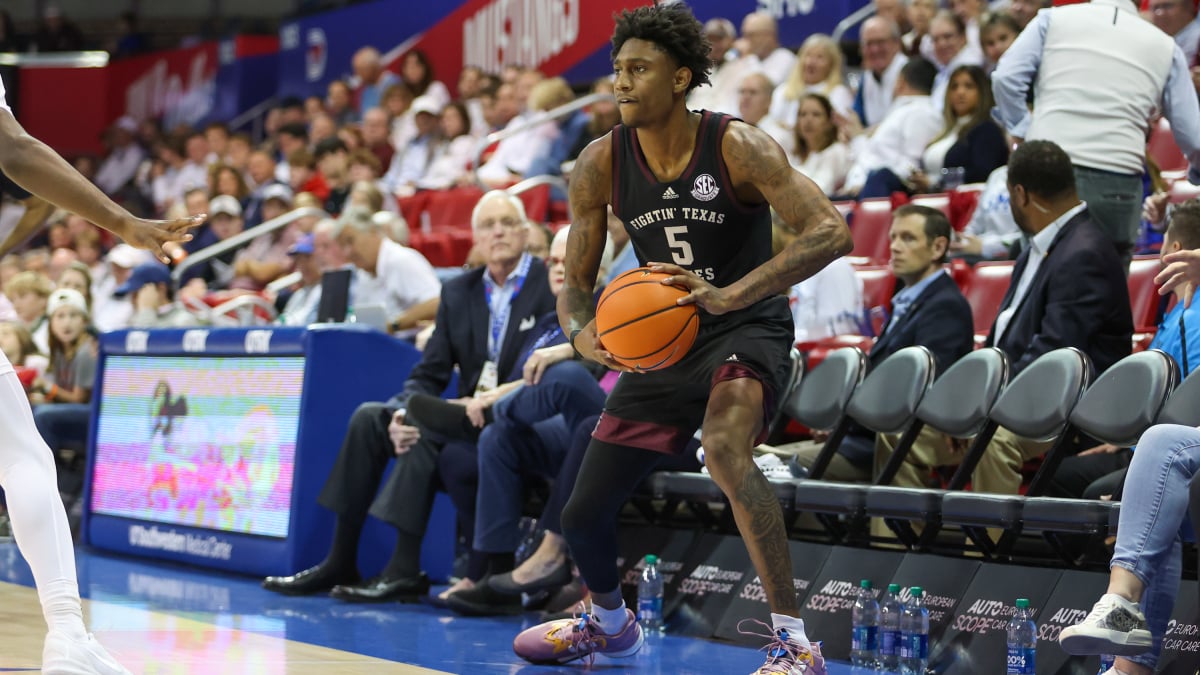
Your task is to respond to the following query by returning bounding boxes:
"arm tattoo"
[558,141,611,333]
[722,124,853,310]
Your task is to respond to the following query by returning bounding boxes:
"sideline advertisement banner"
[715,540,833,644]
[797,546,904,660]
[665,534,751,638]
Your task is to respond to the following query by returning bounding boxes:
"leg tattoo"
[732,466,798,614]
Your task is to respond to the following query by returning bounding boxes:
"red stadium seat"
[856,265,895,336]
[1170,178,1200,204]
[427,187,485,230]
[850,198,893,264]
[1149,118,1188,173]
[515,184,551,224]
[949,257,974,293]
[964,261,1014,336]
[409,232,456,267]
[909,193,950,216]
[1128,254,1163,332]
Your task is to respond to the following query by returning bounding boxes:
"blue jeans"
[473,361,607,553]
[32,403,91,453]
[1110,424,1199,668]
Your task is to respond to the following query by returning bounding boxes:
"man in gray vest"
[993,0,1200,266]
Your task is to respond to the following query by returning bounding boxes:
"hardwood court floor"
[0,541,866,674]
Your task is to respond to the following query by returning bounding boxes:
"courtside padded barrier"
[794,346,936,543]
[867,347,1009,549]
[1157,364,1200,427]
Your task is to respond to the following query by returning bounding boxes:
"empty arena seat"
[1169,177,1200,203]
[1128,255,1165,332]
[909,193,950,216]
[856,265,895,335]
[866,348,1009,548]
[850,198,893,264]
[964,261,1013,336]
[1149,118,1188,173]
[427,187,485,229]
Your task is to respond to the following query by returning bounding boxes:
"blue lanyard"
[483,254,531,361]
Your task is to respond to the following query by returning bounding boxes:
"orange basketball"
[595,267,699,371]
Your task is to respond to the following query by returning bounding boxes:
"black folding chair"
[1018,350,1177,565]
[793,346,936,543]
[865,347,1010,549]
[938,348,1092,558]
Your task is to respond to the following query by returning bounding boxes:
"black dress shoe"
[262,564,360,596]
[445,577,524,616]
[329,572,430,603]
[487,561,573,596]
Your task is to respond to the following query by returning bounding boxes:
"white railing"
[171,206,327,287]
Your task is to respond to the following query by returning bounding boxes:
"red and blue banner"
[277,0,871,99]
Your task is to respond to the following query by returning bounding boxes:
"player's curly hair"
[611,4,712,94]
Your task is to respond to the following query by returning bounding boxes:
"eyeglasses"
[475,217,525,232]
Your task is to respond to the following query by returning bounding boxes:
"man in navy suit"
[262,190,557,601]
[791,204,974,482]
[889,141,1132,498]
[970,140,1132,496]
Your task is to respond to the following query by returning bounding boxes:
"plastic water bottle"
[637,554,664,632]
[1098,654,1115,673]
[900,586,929,675]
[1006,598,1037,674]
[852,579,881,667]
[879,583,903,672]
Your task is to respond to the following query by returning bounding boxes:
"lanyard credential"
[483,253,532,361]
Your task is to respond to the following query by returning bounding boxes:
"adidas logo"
[662,186,678,200]
[726,354,739,362]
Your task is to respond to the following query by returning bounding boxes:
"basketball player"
[0,79,198,673]
[512,5,851,673]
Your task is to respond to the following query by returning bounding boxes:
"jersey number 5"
[664,225,694,266]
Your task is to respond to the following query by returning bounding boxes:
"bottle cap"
[860,579,872,589]
[888,583,901,593]
[644,554,658,565]
[910,586,923,597]
[1016,598,1029,609]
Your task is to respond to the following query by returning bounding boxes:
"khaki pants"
[871,426,1054,540]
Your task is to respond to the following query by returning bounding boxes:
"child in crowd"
[4,270,53,354]
[30,290,96,488]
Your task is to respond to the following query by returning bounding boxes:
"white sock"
[771,613,811,650]
[591,600,630,634]
[40,578,87,640]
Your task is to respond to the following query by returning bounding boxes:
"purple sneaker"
[513,607,644,665]
[739,618,826,675]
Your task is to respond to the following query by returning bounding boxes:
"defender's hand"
[115,214,204,264]
[648,262,736,315]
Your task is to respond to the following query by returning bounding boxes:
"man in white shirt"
[687,17,741,115]
[928,11,985,112]
[842,58,943,197]
[993,0,1200,265]
[738,73,794,155]
[93,116,145,197]
[733,11,795,87]
[333,205,441,335]
[853,17,909,128]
